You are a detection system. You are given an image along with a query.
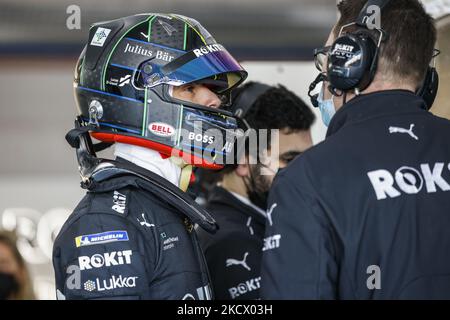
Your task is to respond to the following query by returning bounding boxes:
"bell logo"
[367,162,450,200]
[149,122,175,137]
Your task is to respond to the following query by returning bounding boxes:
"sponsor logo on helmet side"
[123,42,175,62]
[188,132,215,144]
[149,122,175,137]
[228,277,261,299]
[91,27,111,47]
[83,275,138,292]
[78,250,132,271]
[106,75,131,87]
[367,162,450,200]
[75,231,129,248]
[262,234,281,252]
[193,44,225,58]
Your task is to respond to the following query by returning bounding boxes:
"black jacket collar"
[208,186,266,225]
[327,90,428,138]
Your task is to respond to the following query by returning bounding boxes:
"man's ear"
[235,162,250,178]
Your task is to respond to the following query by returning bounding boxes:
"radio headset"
[325,0,439,110]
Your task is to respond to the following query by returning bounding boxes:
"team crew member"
[261,0,450,299]
[197,82,314,299]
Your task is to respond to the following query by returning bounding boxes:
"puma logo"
[389,124,419,141]
[226,252,251,271]
[266,203,278,227]
[137,213,155,228]
[246,217,254,235]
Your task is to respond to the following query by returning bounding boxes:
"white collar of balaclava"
[114,142,181,187]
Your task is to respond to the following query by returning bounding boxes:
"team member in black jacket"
[52,13,247,300]
[261,0,450,299]
[197,82,315,299]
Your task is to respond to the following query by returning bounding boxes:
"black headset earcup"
[327,33,376,92]
[417,67,439,110]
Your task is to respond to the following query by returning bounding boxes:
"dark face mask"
[0,272,19,300]
[243,164,272,211]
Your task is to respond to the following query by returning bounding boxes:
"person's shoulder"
[55,185,143,243]
[427,112,450,129]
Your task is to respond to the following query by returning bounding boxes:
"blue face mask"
[317,85,336,127]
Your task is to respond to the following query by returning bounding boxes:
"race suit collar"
[114,143,181,187]
[83,157,218,233]
[326,90,428,138]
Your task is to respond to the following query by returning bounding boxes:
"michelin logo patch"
[75,231,129,248]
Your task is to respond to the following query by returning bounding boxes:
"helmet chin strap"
[169,156,193,192]
[164,85,193,192]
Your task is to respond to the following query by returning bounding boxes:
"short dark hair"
[335,0,436,86]
[220,81,315,174]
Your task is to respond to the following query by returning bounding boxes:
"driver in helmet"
[53,13,247,300]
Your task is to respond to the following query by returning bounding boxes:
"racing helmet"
[74,13,248,169]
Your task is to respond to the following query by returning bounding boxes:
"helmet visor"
[135,44,247,93]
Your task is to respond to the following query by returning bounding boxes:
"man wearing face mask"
[0,231,35,300]
[196,82,315,300]
[261,0,450,299]
[53,13,247,300]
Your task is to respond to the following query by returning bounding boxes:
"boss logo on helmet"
[188,132,215,145]
[149,122,175,137]
[193,44,225,58]
[367,162,450,200]
[332,43,357,59]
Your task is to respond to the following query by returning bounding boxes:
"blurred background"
[0,0,448,300]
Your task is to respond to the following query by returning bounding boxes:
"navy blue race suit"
[53,159,215,300]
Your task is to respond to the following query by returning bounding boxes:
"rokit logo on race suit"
[228,277,261,299]
[83,275,138,292]
[262,234,281,251]
[78,250,132,271]
[112,190,127,214]
[367,162,450,200]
